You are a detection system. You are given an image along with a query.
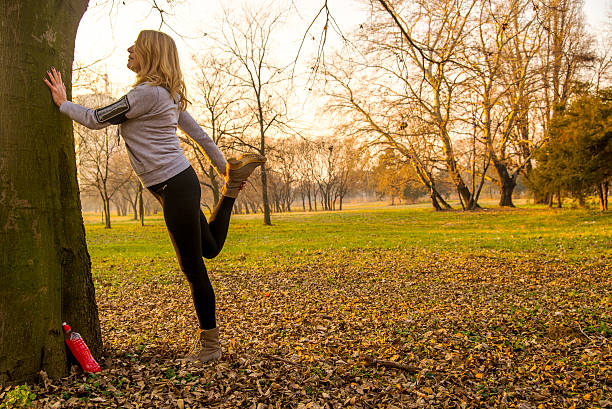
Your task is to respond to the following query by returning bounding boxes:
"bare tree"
[462,0,545,206]
[268,136,301,212]
[537,0,593,128]
[184,54,247,209]
[324,65,453,211]
[323,0,484,210]
[215,4,291,225]
[75,94,133,228]
[294,139,320,211]
[334,136,367,210]
[375,0,481,208]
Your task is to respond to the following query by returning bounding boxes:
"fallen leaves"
[20,247,611,408]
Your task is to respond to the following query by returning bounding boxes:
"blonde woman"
[44,30,265,362]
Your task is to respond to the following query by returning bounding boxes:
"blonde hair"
[133,30,190,111]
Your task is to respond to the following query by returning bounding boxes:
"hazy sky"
[73,0,371,135]
[72,0,611,135]
[75,1,367,89]
[75,0,610,74]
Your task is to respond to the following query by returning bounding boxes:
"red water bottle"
[62,322,101,373]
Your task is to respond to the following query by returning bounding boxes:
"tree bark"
[131,190,138,221]
[210,165,220,208]
[0,0,101,385]
[261,163,272,225]
[103,196,111,229]
[496,168,517,208]
[138,182,145,226]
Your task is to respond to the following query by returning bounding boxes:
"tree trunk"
[261,164,272,225]
[103,197,111,229]
[430,193,443,211]
[441,135,474,208]
[307,189,312,211]
[138,183,144,226]
[0,0,101,385]
[430,187,452,211]
[597,184,605,211]
[210,165,220,207]
[132,191,138,221]
[498,172,517,208]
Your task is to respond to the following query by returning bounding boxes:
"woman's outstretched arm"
[178,110,227,177]
[43,67,155,130]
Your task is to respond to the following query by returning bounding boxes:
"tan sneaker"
[221,153,267,198]
[182,327,221,363]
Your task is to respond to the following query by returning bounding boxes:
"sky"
[75,0,611,79]
[73,0,371,134]
[74,0,368,89]
[72,0,612,135]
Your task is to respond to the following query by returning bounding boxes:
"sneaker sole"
[230,154,267,170]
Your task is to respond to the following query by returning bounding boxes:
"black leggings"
[148,166,234,330]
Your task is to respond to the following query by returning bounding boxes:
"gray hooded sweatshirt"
[59,83,227,187]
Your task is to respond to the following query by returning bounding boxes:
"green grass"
[85,204,611,265]
[28,203,609,408]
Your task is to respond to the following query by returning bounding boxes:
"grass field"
[11,205,612,408]
[84,203,611,263]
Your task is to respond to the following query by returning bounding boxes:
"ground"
[2,204,610,408]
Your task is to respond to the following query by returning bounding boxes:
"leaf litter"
[22,248,611,408]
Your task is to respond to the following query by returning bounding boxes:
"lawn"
[8,205,611,408]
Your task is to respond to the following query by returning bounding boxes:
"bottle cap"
[62,322,71,332]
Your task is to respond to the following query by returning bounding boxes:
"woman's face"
[127,44,140,72]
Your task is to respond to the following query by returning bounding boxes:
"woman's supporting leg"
[149,167,216,330]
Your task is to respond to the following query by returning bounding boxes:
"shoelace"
[188,328,206,356]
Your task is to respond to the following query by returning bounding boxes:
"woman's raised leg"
[199,196,235,259]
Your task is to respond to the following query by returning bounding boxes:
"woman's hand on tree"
[43,67,67,107]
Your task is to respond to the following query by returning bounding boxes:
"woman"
[44,30,265,363]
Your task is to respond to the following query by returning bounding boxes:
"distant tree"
[530,91,612,210]
[216,5,290,225]
[115,175,142,221]
[306,137,364,211]
[75,94,132,228]
[294,139,320,211]
[373,148,427,205]
[185,55,243,208]
[333,136,367,210]
[268,137,301,213]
